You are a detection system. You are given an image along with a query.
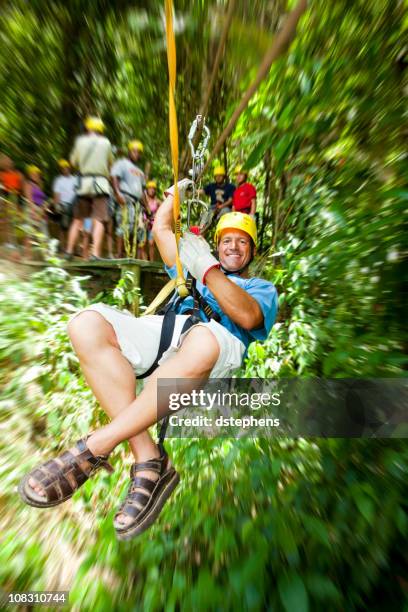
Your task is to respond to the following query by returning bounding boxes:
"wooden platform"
[15,257,167,315]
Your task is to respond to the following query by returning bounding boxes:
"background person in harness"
[203,165,235,223]
[145,180,161,261]
[0,153,23,247]
[65,116,113,260]
[52,159,77,252]
[111,139,146,259]
[18,179,278,541]
[23,165,48,259]
[232,165,257,217]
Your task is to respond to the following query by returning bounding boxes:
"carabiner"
[188,115,211,182]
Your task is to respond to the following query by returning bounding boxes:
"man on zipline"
[111,139,146,258]
[19,178,278,540]
[65,116,113,260]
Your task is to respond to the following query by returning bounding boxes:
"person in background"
[0,154,23,197]
[111,140,146,259]
[145,180,161,261]
[23,165,47,259]
[136,209,148,260]
[203,165,235,223]
[232,165,257,217]
[66,116,113,260]
[0,154,23,247]
[52,159,77,252]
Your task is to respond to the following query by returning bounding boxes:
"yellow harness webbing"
[165,0,188,298]
[142,0,189,317]
[142,277,177,317]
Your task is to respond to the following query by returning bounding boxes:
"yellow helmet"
[128,139,144,153]
[58,159,70,168]
[146,180,157,189]
[214,212,257,246]
[84,116,105,133]
[26,164,41,175]
[213,165,226,177]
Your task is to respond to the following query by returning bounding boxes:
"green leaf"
[306,574,341,601]
[278,572,309,612]
[354,493,375,523]
[302,515,331,548]
[245,133,272,169]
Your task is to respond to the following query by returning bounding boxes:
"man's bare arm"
[204,267,263,330]
[111,175,125,206]
[216,196,233,209]
[152,194,177,266]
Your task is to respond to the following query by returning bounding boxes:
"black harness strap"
[138,309,176,380]
[156,306,199,449]
[138,273,221,445]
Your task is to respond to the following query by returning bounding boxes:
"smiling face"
[217,228,253,273]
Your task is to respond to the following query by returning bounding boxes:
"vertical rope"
[165,0,188,296]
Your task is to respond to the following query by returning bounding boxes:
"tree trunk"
[60,14,86,151]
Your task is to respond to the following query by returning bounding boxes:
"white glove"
[179,232,220,285]
[164,178,193,203]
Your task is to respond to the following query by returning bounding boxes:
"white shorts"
[72,303,246,378]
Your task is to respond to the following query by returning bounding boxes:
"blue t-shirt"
[165,266,278,354]
[204,182,236,209]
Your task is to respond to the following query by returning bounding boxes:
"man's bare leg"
[28,312,220,527]
[85,321,219,526]
[148,240,155,261]
[66,218,83,255]
[92,219,104,257]
[28,311,158,497]
[84,323,219,456]
[67,312,158,459]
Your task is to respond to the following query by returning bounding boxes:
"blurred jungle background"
[0,0,407,610]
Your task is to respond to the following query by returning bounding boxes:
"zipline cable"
[199,0,236,120]
[199,0,308,179]
[144,0,307,316]
[180,0,236,172]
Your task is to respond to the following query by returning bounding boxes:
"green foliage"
[239,1,406,378]
[0,271,407,610]
[0,0,407,609]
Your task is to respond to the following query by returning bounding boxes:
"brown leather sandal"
[114,446,179,541]
[18,437,114,508]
